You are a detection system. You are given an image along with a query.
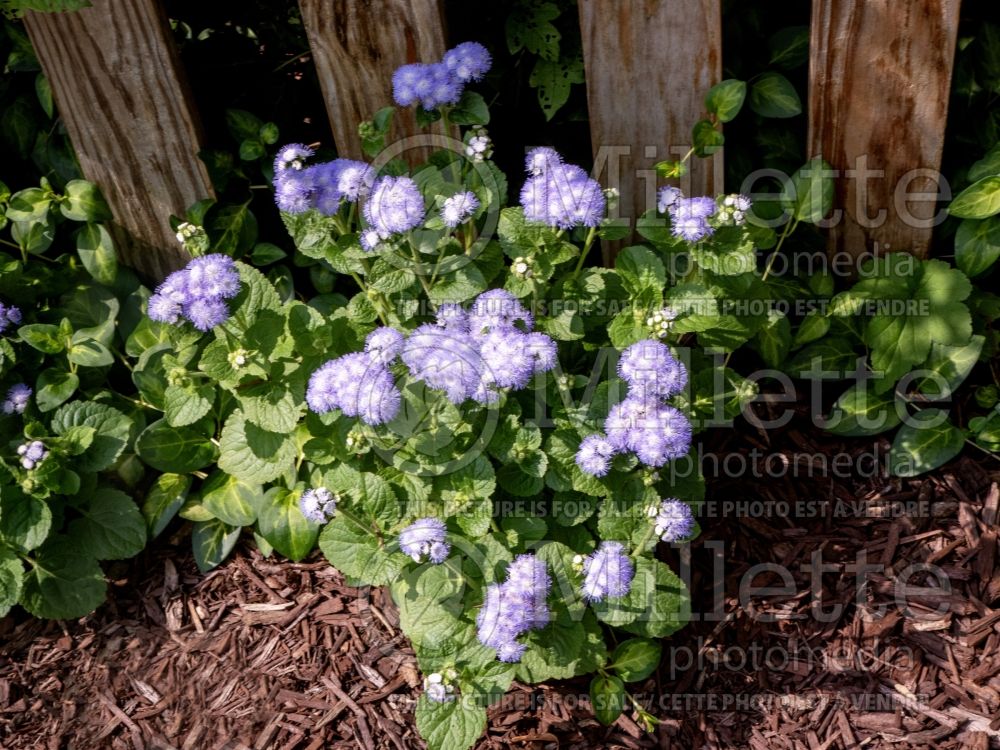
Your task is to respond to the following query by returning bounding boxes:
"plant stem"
[631,522,657,559]
[571,226,598,281]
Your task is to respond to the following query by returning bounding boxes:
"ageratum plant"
[117,43,787,748]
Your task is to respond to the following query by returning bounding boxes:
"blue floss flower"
[443,41,492,82]
[399,517,450,563]
[479,330,535,389]
[421,63,462,109]
[669,196,717,242]
[274,169,313,214]
[335,160,375,202]
[306,352,401,425]
[524,332,558,374]
[401,325,484,404]
[363,176,425,245]
[274,143,314,174]
[525,146,563,177]
[0,301,22,335]
[2,383,31,415]
[435,303,469,332]
[581,541,635,601]
[147,294,182,325]
[441,191,479,228]
[657,186,683,213]
[521,162,606,229]
[299,487,338,523]
[649,498,696,542]
[183,298,230,331]
[365,326,405,365]
[186,254,241,300]
[468,289,533,334]
[575,434,616,477]
[17,440,47,470]
[392,63,425,107]
[618,339,688,399]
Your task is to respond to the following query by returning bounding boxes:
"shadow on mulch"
[3,401,1000,750]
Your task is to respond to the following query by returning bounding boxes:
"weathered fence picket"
[808,0,961,261]
[298,0,452,165]
[578,0,723,260]
[21,0,967,277]
[24,0,214,280]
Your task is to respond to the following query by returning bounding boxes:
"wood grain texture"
[299,0,453,164]
[24,0,213,281]
[808,0,961,260]
[579,0,722,260]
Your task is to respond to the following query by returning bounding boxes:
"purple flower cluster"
[147,254,240,331]
[2,384,31,415]
[520,148,606,229]
[273,145,376,217]
[581,541,635,602]
[0,300,22,335]
[306,327,405,426]
[360,176,426,251]
[440,191,479,228]
[476,554,551,663]
[398,517,450,563]
[401,290,557,406]
[299,487,338,524]
[17,440,47,470]
[575,339,691,475]
[392,41,491,110]
[657,186,721,242]
[647,497,696,542]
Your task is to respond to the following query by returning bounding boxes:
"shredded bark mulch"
[3,402,1000,749]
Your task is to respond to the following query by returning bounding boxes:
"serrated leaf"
[415,695,486,750]
[0,549,23,618]
[20,546,106,619]
[318,511,407,585]
[164,383,214,427]
[52,401,132,472]
[218,410,295,484]
[0,484,51,552]
[136,418,218,473]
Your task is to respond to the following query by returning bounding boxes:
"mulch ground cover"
[3,399,1000,750]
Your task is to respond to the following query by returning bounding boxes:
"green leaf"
[0,485,52,552]
[619,559,691,638]
[68,334,114,368]
[68,487,146,560]
[250,242,286,265]
[955,217,1000,277]
[0,549,24,618]
[191,518,241,573]
[238,384,303,434]
[589,674,626,725]
[35,72,53,117]
[610,638,662,682]
[415,695,486,750]
[614,245,666,304]
[218,411,295,484]
[749,72,802,118]
[52,401,132,472]
[391,562,470,651]
[824,384,901,437]
[207,202,257,257]
[20,546,106,620]
[950,175,1000,219]
[19,323,65,354]
[164,383,214,427]
[969,144,1000,182]
[318,512,407,586]
[6,187,50,222]
[768,26,810,70]
[781,158,834,223]
[201,472,260,527]
[692,119,724,156]
[449,90,491,125]
[915,335,984,398]
[704,79,746,123]
[889,409,965,477]
[257,487,319,561]
[75,223,118,285]
[753,311,791,368]
[529,56,584,121]
[790,310,830,349]
[142,473,191,538]
[786,336,857,376]
[60,180,112,222]
[136,418,218,473]
[861,258,973,387]
[506,1,560,60]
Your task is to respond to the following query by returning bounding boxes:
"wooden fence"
[23,0,961,278]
